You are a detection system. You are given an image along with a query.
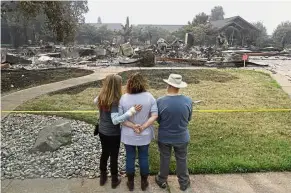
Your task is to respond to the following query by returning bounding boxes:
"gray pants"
[156,142,190,187]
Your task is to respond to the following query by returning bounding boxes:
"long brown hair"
[126,72,148,94]
[98,74,122,110]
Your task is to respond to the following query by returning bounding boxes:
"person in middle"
[119,72,158,191]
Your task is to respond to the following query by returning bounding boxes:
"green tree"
[43,1,88,44]
[1,1,88,46]
[192,12,209,26]
[210,6,225,21]
[253,22,268,36]
[145,26,170,44]
[171,28,187,41]
[120,16,133,43]
[251,21,269,47]
[96,25,114,43]
[273,21,291,48]
[132,26,148,43]
[177,11,217,46]
[77,24,114,44]
[181,23,214,46]
[1,1,31,47]
[192,24,213,46]
[77,24,98,44]
[131,25,174,44]
[97,16,102,24]
[192,26,206,46]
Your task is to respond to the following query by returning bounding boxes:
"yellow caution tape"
[193,109,291,113]
[1,111,98,113]
[1,109,291,113]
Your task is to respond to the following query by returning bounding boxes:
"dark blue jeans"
[124,144,149,175]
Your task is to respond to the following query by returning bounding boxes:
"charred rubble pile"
[0,41,159,70]
[153,33,290,67]
[1,43,118,70]
[2,33,290,70]
[154,33,252,67]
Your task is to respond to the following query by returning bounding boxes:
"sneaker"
[155,175,167,189]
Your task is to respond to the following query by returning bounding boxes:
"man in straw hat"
[155,74,192,191]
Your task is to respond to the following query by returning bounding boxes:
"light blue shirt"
[119,92,158,146]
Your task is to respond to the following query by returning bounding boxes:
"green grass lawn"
[17,69,291,174]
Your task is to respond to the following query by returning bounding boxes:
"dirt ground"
[1,68,93,94]
[51,69,239,96]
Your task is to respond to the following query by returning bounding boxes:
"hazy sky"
[85,0,291,35]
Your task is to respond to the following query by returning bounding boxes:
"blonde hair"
[98,74,122,110]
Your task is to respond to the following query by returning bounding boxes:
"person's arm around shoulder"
[111,103,142,125]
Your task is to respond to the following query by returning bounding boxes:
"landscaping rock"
[31,120,72,152]
[0,114,128,180]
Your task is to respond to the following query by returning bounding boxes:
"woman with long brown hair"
[119,72,158,191]
[93,74,141,189]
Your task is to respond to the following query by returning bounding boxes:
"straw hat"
[163,74,187,88]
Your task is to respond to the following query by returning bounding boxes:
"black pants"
[99,133,121,175]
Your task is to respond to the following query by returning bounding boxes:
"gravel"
[1,114,130,180]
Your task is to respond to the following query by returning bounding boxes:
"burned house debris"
[1,36,290,71]
[1,14,290,71]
